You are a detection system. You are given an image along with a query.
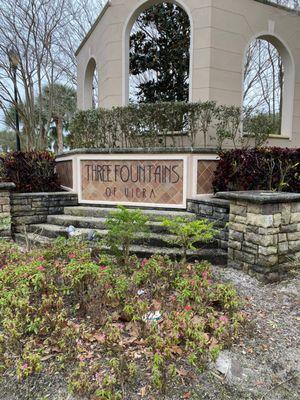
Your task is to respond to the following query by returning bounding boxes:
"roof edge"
[75,0,300,57]
[253,0,300,15]
[75,1,111,57]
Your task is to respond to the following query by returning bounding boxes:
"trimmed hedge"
[213,147,300,193]
[68,102,277,150]
[68,102,214,148]
[0,151,61,193]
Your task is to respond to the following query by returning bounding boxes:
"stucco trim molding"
[75,1,112,56]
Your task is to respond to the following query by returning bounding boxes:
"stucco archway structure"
[76,0,300,148]
[83,57,97,109]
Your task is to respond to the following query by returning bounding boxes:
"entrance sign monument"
[57,151,218,208]
[57,0,300,208]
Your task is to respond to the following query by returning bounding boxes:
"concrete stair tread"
[28,224,68,233]
[64,206,196,221]
[17,205,226,265]
[27,223,178,242]
[14,232,226,264]
[48,214,107,224]
[47,215,173,233]
[126,244,225,257]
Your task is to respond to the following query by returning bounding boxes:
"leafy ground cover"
[0,237,244,399]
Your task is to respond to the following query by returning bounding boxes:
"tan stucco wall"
[76,0,300,148]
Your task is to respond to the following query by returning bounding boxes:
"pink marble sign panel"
[81,159,184,205]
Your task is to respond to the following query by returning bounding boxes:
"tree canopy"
[129,2,190,103]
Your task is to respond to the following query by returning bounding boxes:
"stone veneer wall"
[187,195,230,250]
[218,192,300,282]
[11,192,78,233]
[0,183,15,238]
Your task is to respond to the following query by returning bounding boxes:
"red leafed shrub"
[0,151,61,192]
[212,147,300,193]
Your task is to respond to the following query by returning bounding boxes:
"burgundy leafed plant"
[0,151,61,193]
[213,147,300,193]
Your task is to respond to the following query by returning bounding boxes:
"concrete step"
[26,224,69,239]
[64,206,196,221]
[128,245,227,265]
[47,215,107,230]
[15,233,52,247]
[47,214,170,233]
[14,233,227,265]
[27,223,218,249]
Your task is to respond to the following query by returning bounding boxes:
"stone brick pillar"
[217,191,300,282]
[0,183,15,238]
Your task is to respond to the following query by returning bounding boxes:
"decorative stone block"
[242,244,258,255]
[231,204,247,216]
[278,233,287,242]
[281,224,298,233]
[216,191,300,282]
[287,232,300,241]
[278,242,289,255]
[186,196,230,251]
[289,241,300,252]
[230,222,246,233]
[229,231,243,242]
[229,240,242,250]
[291,212,300,223]
[0,183,15,238]
[258,246,277,256]
[11,192,78,234]
[244,232,275,247]
[247,213,274,228]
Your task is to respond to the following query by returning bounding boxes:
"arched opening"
[84,58,99,109]
[124,0,192,104]
[243,35,294,137]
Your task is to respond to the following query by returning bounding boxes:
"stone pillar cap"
[0,182,16,190]
[216,191,300,204]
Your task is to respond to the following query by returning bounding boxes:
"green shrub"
[162,217,218,263]
[104,205,149,265]
[243,113,281,146]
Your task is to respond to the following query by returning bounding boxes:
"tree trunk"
[56,118,64,153]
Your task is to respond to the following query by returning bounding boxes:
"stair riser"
[47,216,107,230]
[124,248,227,265]
[64,208,196,222]
[26,227,179,248]
[16,233,227,266]
[14,234,51,247]
[26,233,220,257]
[27,225,68,239]
[47,216,170,234]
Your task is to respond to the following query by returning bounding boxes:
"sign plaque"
[81,159,184,206]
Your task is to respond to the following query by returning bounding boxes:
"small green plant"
[104,206,149,265]
[162,217,218,263]
[0,214,10,233]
